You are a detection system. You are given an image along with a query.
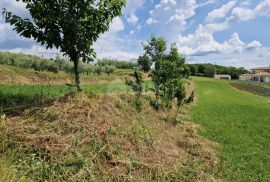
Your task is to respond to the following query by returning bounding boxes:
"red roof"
[254,72,270,76]
[241,72,270,77]
[251,66,270,70]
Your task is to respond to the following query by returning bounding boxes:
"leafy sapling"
[125,69,144,112]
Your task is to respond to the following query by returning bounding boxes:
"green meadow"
[191,77,270,181]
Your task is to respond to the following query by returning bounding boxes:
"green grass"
[0,81,153,112]
[191,77,270,181]
[0,84,72,111]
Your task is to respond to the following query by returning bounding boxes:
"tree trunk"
[73,58,82,91]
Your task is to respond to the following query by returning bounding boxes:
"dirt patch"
[1,92,219,181]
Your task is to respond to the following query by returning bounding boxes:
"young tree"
[138,36,166,74]
[125,69,144,112]
[2,0,126,91]
[138,36,189,109]
[151,43,188,108]
[104,65,116,76]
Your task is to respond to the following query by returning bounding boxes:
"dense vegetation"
[188,63,248,79]
[192,77,270,181]
[230,82,270,97]
[0,52,139,75]
[97,59,137,69]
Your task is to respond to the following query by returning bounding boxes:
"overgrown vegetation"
[230,82,270,97]
[0,92,219,181]
[188,63,248,79]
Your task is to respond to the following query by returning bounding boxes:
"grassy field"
[0,81,154,113]
[0,64,140,85]
[191,77,270,181]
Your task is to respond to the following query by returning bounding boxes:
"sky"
[1,0,270,68]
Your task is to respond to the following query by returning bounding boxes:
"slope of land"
[191,77,270,181]
[0,91,219,181]
[0,64,142,85]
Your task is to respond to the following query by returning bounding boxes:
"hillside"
[0,91,219,181]
[0,64,139,85]
[1,53,270,181]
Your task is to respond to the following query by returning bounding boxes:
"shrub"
[125,70,144,112]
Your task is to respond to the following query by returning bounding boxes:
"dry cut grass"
[0,91,219,181]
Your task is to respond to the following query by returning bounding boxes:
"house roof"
[254,72,270,76]
[251,66,270,70]
[240,72,270,77]
[215,74,231,77]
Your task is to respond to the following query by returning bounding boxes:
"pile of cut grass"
[0,92,219,181]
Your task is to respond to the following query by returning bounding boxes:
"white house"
[240,66,270,83]
[214,74,231,80]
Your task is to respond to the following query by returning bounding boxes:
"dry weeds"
[1,91,220,181]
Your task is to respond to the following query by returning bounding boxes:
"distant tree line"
[0,52,141,76]
[188,63,249,79]
[97,59,137,69]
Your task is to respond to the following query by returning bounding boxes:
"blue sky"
[1,0,270,68]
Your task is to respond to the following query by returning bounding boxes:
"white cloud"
[177,22,263,58]
[206,1,237,23]
[124,0,145,25]
[126,13,139,25]
[109,17,125,33]
[146,18,157,25]
[197,0,216,8]
[145,0,197,41]
[94,17,139,60]
[231,0,270,21]
[246,40,262,50]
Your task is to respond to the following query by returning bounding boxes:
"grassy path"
[191,77,270,181]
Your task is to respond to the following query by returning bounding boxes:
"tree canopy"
[3,0,126,90]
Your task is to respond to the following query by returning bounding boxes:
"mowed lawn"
[191,77,270,181]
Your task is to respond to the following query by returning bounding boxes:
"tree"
[197,64,206,74]
[189,65,197,76]
[138,36,166,97]
[139,37,188,109]
[125,69,144,112]
[2,0,126,91]
[104,65,116,76]
[138,55,151,72]
[151,43,188,108]
[204,66,216,77]
[138,36,166,73]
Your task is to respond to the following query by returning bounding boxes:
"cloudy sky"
[1,0,270,68]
